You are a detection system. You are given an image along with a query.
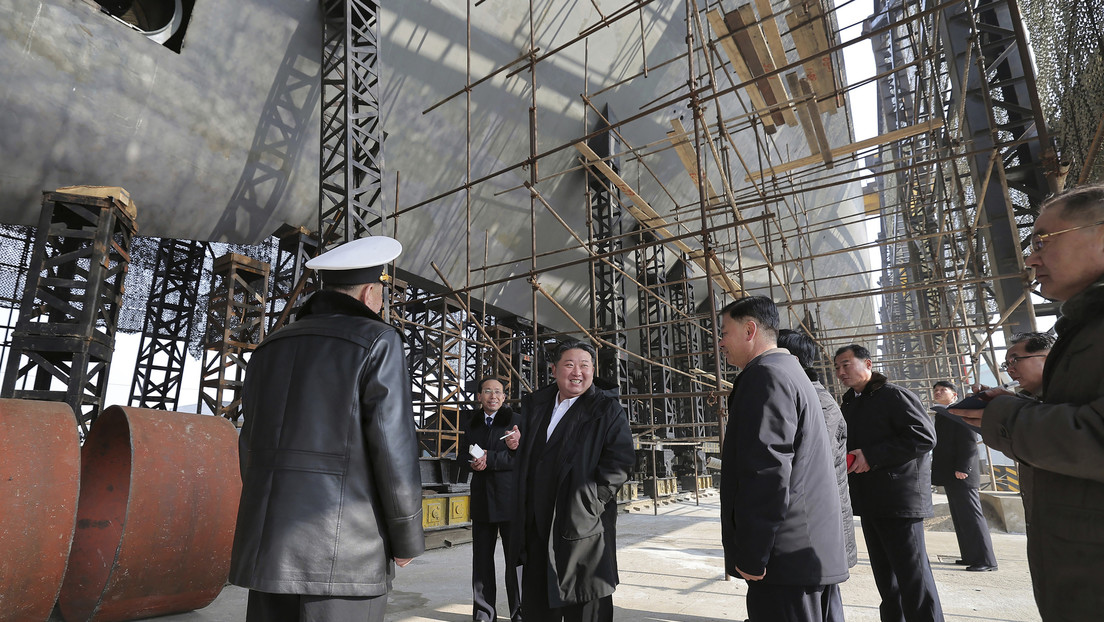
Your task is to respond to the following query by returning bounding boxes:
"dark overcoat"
[509,381,635,606]
[721,349,849,586]
[840,373,936,518]
[931,414,979,488]
[812,379,858,568]
[229,290,424,597]
[459,406,522,523]
[983,276,1104,619]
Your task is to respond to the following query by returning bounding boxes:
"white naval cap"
[305,236,402,286]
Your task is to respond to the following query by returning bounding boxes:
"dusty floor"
[136,491,1039,622]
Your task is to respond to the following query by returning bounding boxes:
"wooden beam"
[575,141,744,297]
[801,76,832,168]
[724,9,785,127]
[707,9,776,133]
[786,72,822,159]
[785,3,838,114]
[735,4,797,127]
[666,118,721,207]
[745,119,946,181]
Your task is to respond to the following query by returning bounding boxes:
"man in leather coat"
[509,340,634,622]
[230,236,424,622]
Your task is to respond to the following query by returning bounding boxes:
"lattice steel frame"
[128,238,207,410]
[267,225,318,331]
[199,253,269,423]
[1,192,135,433]
[319,0,384,249]
[635,229,676,440]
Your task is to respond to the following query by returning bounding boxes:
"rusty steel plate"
[0,399,81,622]
[58,406,241,622]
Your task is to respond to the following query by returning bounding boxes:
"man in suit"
[719,297,848,621]
[509,340,634,622]
[835,344,943,622]
[930,381,996,572]
[460,376,523,622]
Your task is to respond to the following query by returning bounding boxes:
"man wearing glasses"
[460,376,523,622]
[1001,332,1054,397]
[954,185,1104,619]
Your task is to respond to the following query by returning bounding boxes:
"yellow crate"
[449,495,470,524]
[422,497,446,529]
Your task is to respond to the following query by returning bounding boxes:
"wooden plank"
[706,9,776,133]
[801,76,833,168]
[736,4,797,126]
[666,118,721,207]
[575,142,744,297]
[724,9,785,127]
[785,3,838,114]
[744,119,946,181]
[785,72,822,158]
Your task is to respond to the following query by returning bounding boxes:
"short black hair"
[1010,331,1056,353]
[834,344,871,361]
[777,329,815,368]
[1040,184,1104,222]
[552,339,597,365]
[719,296,779,339]
[477,375,506,393]
[933,380,957,393]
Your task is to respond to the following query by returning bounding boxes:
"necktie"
[486,415,494,427]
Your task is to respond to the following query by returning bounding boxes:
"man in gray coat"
[956,185,1104,619]
[719,298,848,621]
[230,237,424,622]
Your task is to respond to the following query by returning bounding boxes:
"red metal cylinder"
[0,399,81,622]
[58,406,241,622]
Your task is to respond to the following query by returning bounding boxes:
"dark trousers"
[861,516,944,622]
[522,537,612,622]
[473,519,522,621]
[246,590,386,622]
[745,582,844,622]
[944,479,997,566]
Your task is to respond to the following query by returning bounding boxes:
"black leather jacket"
[229,290,424,597]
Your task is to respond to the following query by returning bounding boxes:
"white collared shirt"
[546,394,579,440]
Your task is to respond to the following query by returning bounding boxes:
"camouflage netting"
[0,223,278,360]
[1020,0,1104,187]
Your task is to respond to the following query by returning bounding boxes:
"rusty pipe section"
[58,406,241,622]
[0,400,81,622]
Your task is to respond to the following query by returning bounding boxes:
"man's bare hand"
[504,425,520,450]
[735,565,766,581]
[395,558,412,568]
[948,408,984,428]
[470,455,487,471]
[955,471,968,480]
[847,449,870,474]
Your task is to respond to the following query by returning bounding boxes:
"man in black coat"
[509,340,635,622]
[835,344,943,622]
[929,381,996,571]
[230,237,424,622]
[718,298,848,622]
[460,376,523,622]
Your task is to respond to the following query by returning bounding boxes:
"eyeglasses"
[480,389,504,396]
[1030,219,1104,253]
[999,354,1046,371]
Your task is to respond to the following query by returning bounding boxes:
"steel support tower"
[1,191,135,433]
[319,0,384,249]
[267,225,319,331]
[198,253,270,423]
[635,229,676,441]
[128,238,208,410]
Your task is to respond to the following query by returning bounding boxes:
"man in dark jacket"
[230,237,424,622]
[509,340,634,622]
[777,328,857,570]
[930,381,996,572]
[955,185,1104,619]
[460,376,523,622]
[834,344,943,622]
[719,298,848,621]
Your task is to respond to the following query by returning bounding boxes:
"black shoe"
[954,559,969,565]
[966,563,997,572]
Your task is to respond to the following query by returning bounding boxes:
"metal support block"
[1,191,136,433]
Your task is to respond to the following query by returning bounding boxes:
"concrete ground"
[144,492,1040,622]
